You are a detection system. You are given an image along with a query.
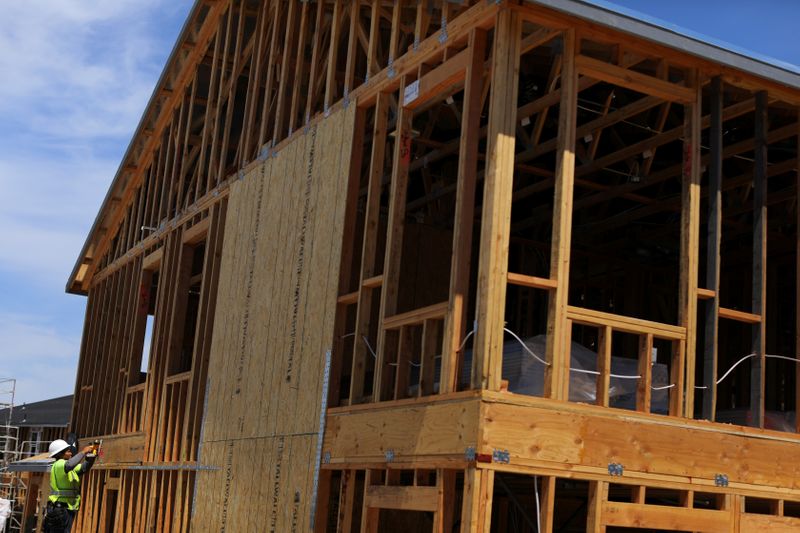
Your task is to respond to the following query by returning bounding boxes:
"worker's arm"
[63,452,85,473]
[81,452,97,476]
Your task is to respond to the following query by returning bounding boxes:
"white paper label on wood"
[403,80,420,106]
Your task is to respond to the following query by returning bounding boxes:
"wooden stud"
[751,90,769,429]
[544,29,578,401]
[703,76,724,421]
[678,72,702,418]
[473,9,522,391]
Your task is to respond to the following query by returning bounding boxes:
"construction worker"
[43,439,96,533]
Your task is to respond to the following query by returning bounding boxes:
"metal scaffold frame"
[0,379,25,533]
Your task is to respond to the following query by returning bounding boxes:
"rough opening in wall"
[170,239,207,376]
[489,475,591,532]
[133,268,159,385]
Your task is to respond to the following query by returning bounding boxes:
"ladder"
[0,379,24,533]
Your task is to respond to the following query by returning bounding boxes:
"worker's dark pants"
[43,502,75,533]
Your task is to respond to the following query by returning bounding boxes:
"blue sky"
[0,0,192,405]
[1,1,799,405]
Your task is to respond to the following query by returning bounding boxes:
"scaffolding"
[0,379,25,533]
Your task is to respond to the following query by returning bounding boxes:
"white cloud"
[0,0,185,141]
[0,0,192,404]
[0,312,80,404]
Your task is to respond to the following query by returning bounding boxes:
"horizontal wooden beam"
[696,288,716,300]
[383,301,449,330]
[507,272,557,290]
[718,307,762,324]
[403,48,470,109]
[602,501,731,530]
[566,305,686,340]
[364,485,440,512]
[575,55,696,103]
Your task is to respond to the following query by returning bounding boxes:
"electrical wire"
[534,475,541,533]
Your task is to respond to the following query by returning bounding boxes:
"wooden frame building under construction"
[63,0,800,531]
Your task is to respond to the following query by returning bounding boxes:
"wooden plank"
[473,9,522,391]
[740,513,800,532]
[384,301,449,330]
[364,485,440,512]
[797,118,800,434]
[751,90,768,429]
[587,480,607,533]
[602,501,731,530]
[374,76,413,402]
[678,75,702,418]
[431,27,486,395]
[702,77,724,422]
[697,288,716,300]
[575,55,695,103]
[567,306,686,340]
[506,272,558,290]
[324,394,481,461]
[718,307,762,324]
[637,333,654,413]
[596,325,612,407]
[479,393,800,492]
[543,29,577,401]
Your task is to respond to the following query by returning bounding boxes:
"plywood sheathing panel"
[193,104,355,532]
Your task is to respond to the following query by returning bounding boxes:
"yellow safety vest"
[49,459,82,510]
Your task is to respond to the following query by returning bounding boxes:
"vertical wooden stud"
[544,29,578,401]
[703,76,724,421]
[473,8,522,391]
[678,73,701,418]
[751,90,768,428]
[441,28,487,394]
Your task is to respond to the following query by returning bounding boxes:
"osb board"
[192,105,356,531]
[479,396,800,492]
[88,431,146,465]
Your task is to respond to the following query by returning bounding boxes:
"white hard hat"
[48,439,70,458]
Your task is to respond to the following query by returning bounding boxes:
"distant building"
[0,395,72,457]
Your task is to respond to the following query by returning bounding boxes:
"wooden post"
[586,480,607,533]
[703,76,724,421]
[678,73,701,418]
[473,8,522,391]
[441,28,487,394]
[596,325,612,407]
[539,476,556,532]
[633,334,652,413]
[349,94,390,404]
[544,29,578,401]
[374,78,413,402]
[751,90,768,429]
[461,467,495,533]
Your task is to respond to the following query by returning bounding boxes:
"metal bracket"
[464,447,476,461]
[714,474,729,487]
[238,169,245,181]
[608,463,624,476]
[413,37,420,52]
[343,93,350,109]
[258,143,271,161]
[323,451,330,465]
[384,449,395,463]
[492,449,510,464]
